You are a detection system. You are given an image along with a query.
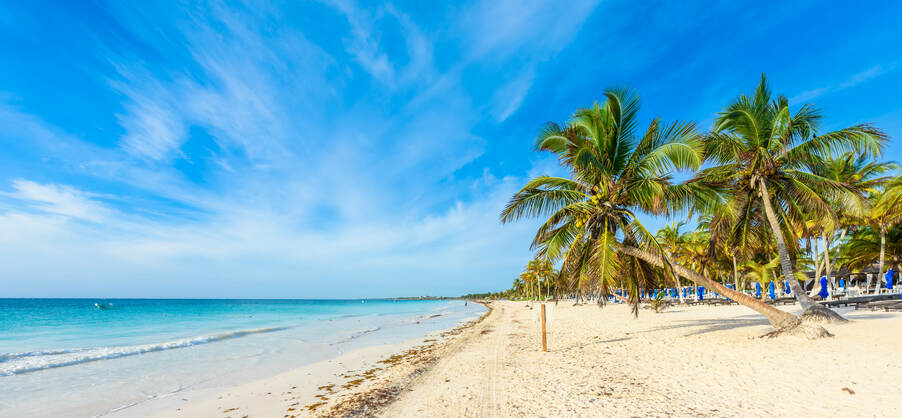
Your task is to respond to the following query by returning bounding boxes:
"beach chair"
[862,300,902,311]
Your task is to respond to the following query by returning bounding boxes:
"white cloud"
[0,1,604,297]
[5,180,112,222]
[325,0,395,84]
[118,99,186,162]
[492,67,536,121]
[0,172,540,297]
[791,64,896,103]
[458,0,600,60]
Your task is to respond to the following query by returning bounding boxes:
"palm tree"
[500,88,806,332]
[656,221,688,303]
[512,277,525,299]
[696,74,887,315]
[811,154,897,290]
[866,176,902,291]
[841,224,902,276]
[744,258,779,300]
[518,271,535,300]
[524,258,557,301]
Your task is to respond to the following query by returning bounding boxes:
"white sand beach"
[140,300,902,417]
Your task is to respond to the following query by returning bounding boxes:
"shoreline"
[118,302,493,417]
[117,300,902,417]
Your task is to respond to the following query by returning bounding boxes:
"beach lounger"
[773,297,796,305]
[860,300,902,311]
[825,293,896,309]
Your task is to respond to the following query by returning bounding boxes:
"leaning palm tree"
[696,74,887,319]
[500,88,815,334]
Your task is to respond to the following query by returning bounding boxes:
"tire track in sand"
[481,303,507,417]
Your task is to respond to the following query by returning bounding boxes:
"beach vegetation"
[693,75,887,321]
[501,75,895,337]
[499,87,806,332]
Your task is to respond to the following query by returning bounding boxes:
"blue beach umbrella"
[755,282,762,298]
[885,269,894,290]
[768,281,776,300]
[784,280,791,294]
[818,277,829,299]
[682,287,687,299]
[840,278,846,293]
[697,286,704,301]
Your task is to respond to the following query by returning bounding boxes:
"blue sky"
[1,0,900,298]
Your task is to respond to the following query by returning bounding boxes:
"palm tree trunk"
[808,237,826,298]
[663,257,686,304]
[823,232,832,298]
[808,251,828,298]
[757,178,817,309]
[877,227,886,294]
[828,228,847,290]
[617,244,799,330]
[814,236,822,283]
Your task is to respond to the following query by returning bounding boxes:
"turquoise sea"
[0,298,484,417]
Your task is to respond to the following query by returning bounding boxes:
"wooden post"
[540,303,547,352]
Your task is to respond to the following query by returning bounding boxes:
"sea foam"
[0,327,287,376]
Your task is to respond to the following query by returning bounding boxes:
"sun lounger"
[824,293,896,308]
[705,298,731,306]
[860,300,902,311]
[772,297,796,306]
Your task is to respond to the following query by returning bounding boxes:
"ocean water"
[0,298,484,417]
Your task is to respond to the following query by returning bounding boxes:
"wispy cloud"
[5,0,898,298]
[458,0,600,60]
[492,67,536,122]
[791,64,896,103]
[325,0,395,85]
[0,0,601,297]
[5,180,112,222]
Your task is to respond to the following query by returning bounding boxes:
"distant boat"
[94,303,114,310]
